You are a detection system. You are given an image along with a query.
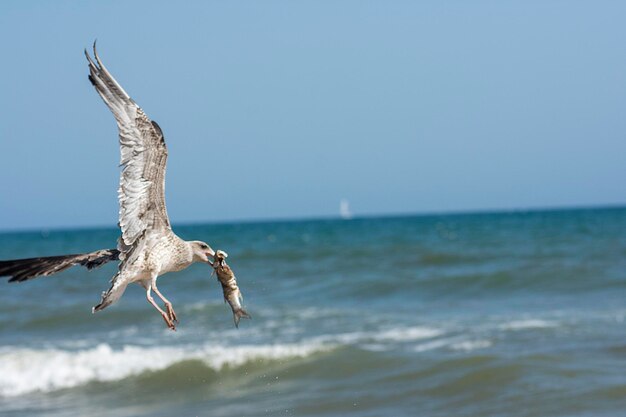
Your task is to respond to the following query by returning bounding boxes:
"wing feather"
[85,43,171,256]
[0,249,120,282]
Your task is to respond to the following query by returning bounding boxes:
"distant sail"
[339,199,353,220]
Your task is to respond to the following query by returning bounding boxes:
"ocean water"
[0,208,625,417]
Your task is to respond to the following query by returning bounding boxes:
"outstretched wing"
[0,249,120,283]
[85,43,170,256]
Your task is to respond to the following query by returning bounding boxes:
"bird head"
[190,241,215,263]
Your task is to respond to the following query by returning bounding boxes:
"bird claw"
[162,313,176,331]
[166,303,178,323]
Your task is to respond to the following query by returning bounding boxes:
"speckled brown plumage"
[0,43,222,331]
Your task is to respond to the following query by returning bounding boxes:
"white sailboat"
[339,199,353,220]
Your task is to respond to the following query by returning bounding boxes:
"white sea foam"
[412,337,492,353]
[375,327,443,342]
[451,340,492,351]
[0,324,446,397]
[308,326,443,345]
[500,319,557,330]
[413,339,455,353]
[0,342,331,397]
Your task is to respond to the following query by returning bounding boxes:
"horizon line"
[1,202,625,235]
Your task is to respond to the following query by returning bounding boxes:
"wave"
[0,341,332,397]
[0,315,571,398]
[499,319,558,330]
[307,326,444,345]
[409,337,493,353]
[0,323,448,398]
[450,340,493,351]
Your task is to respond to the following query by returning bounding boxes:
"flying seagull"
[0,43,217,330]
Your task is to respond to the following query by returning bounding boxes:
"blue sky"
[1,1,625,230]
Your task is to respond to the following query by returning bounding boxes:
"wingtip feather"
[93,39,100,63]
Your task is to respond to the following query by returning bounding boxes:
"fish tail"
[233,308,251,328]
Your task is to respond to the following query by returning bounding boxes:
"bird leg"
[146,285,176,331]
[152,281,178,323]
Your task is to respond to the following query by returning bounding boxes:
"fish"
[211,250,251,328]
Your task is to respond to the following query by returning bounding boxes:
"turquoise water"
[0,208,625,416]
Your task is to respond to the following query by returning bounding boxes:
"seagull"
[0,43,217,330]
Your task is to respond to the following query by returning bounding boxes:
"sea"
[0,207,625,417]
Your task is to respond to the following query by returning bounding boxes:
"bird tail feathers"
[92,276,128,313]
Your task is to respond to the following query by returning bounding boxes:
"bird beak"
[206,248,216,262]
